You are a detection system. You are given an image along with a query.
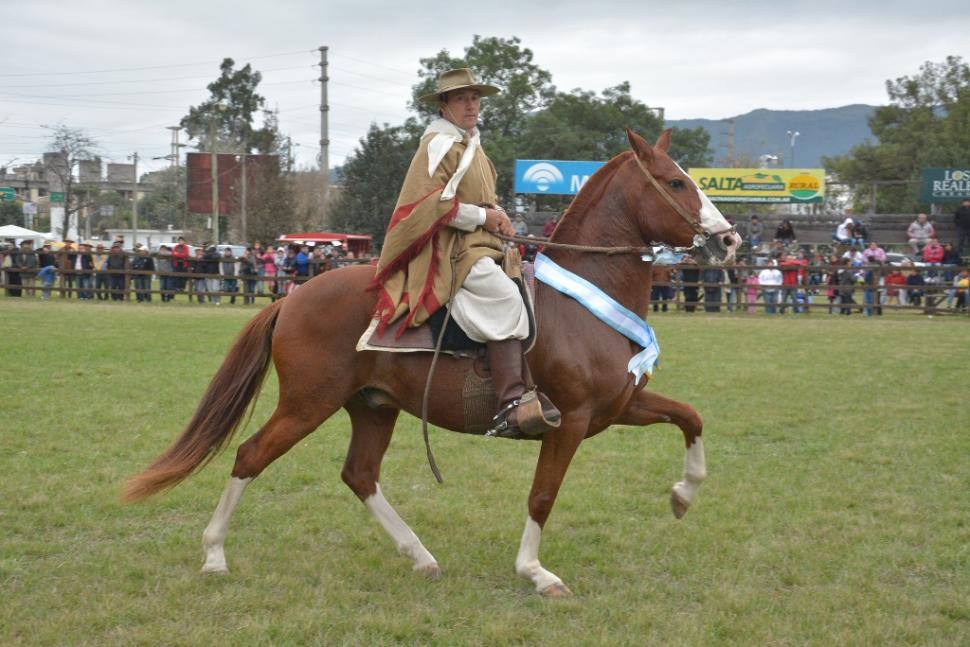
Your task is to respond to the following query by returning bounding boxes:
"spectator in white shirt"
[757,262,783,314]
[907,213,936,253]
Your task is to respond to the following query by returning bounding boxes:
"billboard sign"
[687,168,826,203]
[514,160,606,195]
[920,168,970,203]
[186,153,279,214]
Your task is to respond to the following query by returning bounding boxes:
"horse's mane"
[556,151,633,229]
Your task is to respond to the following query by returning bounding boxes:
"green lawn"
[1,300,968,646]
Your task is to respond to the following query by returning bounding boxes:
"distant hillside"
[668,104,877,169]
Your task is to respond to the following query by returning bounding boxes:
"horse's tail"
[121,300,284,502]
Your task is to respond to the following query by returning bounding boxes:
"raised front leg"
[515,420,588,597]
[615,389,706,519]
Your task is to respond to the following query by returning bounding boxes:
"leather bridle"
[632,154,736,251]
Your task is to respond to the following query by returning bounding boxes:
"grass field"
[1,299,968,646]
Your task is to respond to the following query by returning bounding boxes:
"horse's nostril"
[722,235,735,247]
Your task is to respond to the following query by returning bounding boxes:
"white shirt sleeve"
[449,203,486,232]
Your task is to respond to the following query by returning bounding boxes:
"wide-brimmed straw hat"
[418,68,500,104]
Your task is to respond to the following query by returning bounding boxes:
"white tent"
[0,224,52,246]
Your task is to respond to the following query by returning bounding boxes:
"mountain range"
[668,104,877,169]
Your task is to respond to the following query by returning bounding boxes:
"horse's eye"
[670,179,685,191]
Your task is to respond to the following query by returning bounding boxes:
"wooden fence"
[2,251,968,317]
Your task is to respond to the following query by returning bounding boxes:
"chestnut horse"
[124,129,740,597]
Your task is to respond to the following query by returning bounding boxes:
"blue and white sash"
[534,252,660,384]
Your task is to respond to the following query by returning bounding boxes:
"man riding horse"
[371,68,560,438]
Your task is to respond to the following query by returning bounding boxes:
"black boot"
[486,339,561,438]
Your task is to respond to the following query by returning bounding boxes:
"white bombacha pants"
[448,257,529,343]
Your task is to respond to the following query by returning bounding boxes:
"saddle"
[356,262,551,440]
[355,261,537,356]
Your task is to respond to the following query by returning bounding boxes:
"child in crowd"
[37,264,56,300]
[744,272,759,314]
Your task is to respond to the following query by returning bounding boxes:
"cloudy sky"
[2,0,968,175]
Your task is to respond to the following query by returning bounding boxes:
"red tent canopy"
[277,232,373,258]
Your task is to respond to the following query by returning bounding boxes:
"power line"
[0,49,314,78]
[329,65,414,88]
[0,97,180,111]
[330,53,416,78]
[329,79,405,97]
[0,77,316,100]
[0,65,314,89]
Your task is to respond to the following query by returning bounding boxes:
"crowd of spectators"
[648,206,969,315]
[4,206,969,314]
[1,236,360,304]
[647,243,967,315]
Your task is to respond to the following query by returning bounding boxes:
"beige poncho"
[371,119,505,335]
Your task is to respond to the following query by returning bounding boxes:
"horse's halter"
[632,154,734,250]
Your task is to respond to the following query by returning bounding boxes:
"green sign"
[0,187,14,201]
[50,191,65,204]
[921,168,970,203]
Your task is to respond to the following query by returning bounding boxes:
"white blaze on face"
[674,161,732,235]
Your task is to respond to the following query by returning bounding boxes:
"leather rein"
[420,154,733,483]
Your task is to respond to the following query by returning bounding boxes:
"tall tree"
[335,35,714,242]
[825,56,970,213]
[521,82,710,165]
[180,58,270,153]
[412,35,555,137]
[241,109,301,243]
[182,60,295,242]
[330,120,424,247]
[245,157,296,245]
[413,36,556,200]
[42,125,99,225]
[518,83,710,210]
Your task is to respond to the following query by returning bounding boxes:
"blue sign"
[514,159,606,195]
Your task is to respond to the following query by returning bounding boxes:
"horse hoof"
[200,564,229,575]
[416,563,442,581]
[670,491,690,519]
[540,582,572,598]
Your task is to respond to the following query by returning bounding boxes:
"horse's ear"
[626,128,654,162]
[656,129,672,153]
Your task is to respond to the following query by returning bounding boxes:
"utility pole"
[240,143,247,244]
[166,126,184,168]
[210,118,219,245]
[129,151,138,248]
[319,45,330,228]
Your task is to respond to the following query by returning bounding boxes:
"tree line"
[330,35,712,247]
[4,39,966,244]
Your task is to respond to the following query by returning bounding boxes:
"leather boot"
[486,339,561,437]
[486,339,527,411]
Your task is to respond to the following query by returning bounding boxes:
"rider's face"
[440,89,481,131]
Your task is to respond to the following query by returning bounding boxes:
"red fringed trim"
[396,231,444,337]
[368,197,459,290]
[388,188,440,230]
[372,287,396,336]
